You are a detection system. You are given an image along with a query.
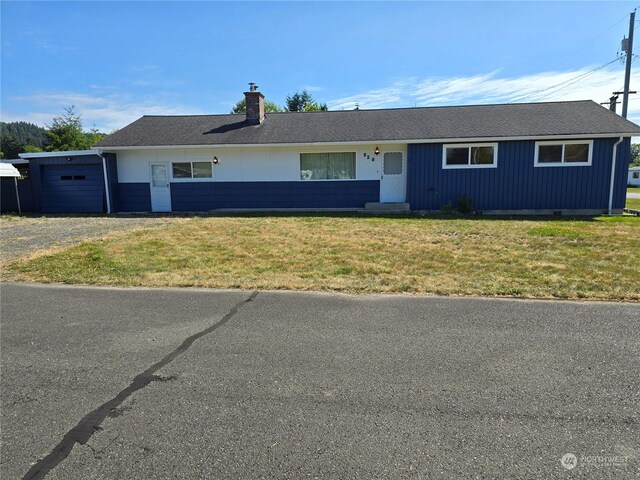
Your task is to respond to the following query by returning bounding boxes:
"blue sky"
[2,1,640,131]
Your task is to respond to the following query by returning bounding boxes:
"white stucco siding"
[114,144,405,183]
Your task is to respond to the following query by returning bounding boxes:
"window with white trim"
[172,161,213,179]
[300,152,356,180]
[534,141,592,166]
[443,144,497,169]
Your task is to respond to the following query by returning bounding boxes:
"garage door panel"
[41,165,105,213]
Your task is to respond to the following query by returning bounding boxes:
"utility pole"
[606,94,619,113]
[607,90,637,113]
[622,9,635,118]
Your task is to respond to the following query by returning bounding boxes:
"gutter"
[97,150,112,214]
[608,136,624,215]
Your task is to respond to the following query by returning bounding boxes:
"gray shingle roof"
[95,100,640,148]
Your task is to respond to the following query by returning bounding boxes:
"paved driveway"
[1,284,638,479]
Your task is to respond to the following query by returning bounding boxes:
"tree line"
[630,144,640,167]
[231,89,328,114]
[0,106,106,159]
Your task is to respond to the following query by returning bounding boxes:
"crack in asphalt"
[23,291,259,480]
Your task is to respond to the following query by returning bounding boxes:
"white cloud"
[1,91,206,132]
[328,66,640,124]
[302,85,323,92]
[5,66,640,133]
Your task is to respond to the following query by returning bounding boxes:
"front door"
[379,151,406,202]
[150,163,172,212]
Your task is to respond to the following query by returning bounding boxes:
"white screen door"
[380,152,406,202]
[150,163,171,212]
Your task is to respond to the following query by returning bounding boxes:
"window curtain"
[300,152,356,180]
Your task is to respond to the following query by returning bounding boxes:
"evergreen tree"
[45,106,93,151]
[631,143,640,167]
[230,98,283,114]
[285,90,328,112]
[0,121,47,147]
[0,134,24,159]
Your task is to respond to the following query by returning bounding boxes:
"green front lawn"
[4,215,639,301]
[627,197,640,210]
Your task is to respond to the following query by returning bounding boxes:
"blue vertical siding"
[170,180,380,211]
[117,183,152,212]
[1,178,33,213]
[28,159,43,212]
[407,138,628,211]
[613,138,631,209]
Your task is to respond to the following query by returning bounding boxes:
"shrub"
[440,201,455,214]
[457,195,474,214]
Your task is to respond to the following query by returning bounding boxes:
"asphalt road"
[1,284,638,479]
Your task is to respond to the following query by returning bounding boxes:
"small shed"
[629,166,640,187]
[0,162,23,213]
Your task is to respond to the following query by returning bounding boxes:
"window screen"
[471,147,494,165]
[192,162,213,178]
[172,163,192,178]
[152,164,168,187]
[538,145,563,163]
[383,152,403,174]
[564,144,589,163]
[446,148,469,165]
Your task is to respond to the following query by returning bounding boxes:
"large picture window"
[442,144,497,169]
[534,141,592,166]
[172,161,213,179]
[300,152,356,180]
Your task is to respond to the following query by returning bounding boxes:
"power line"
[545,13,629,72]
[604,54,640,106]
[512,58,621,102]
[505,11,632,105]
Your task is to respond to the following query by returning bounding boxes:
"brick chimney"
[244,82,265,125]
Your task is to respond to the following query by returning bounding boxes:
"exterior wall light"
[213,156,219,164]
[374,146,380,155]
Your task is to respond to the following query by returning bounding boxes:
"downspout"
[608,137,624,215]
[99,151,112,214]
[14,177,21,214]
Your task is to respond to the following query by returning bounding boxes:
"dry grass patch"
[5,215,639,300]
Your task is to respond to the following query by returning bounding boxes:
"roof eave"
[93,132,640,151]
[19,150,98,159]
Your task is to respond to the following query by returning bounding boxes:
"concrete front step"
[364,202,411,212]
